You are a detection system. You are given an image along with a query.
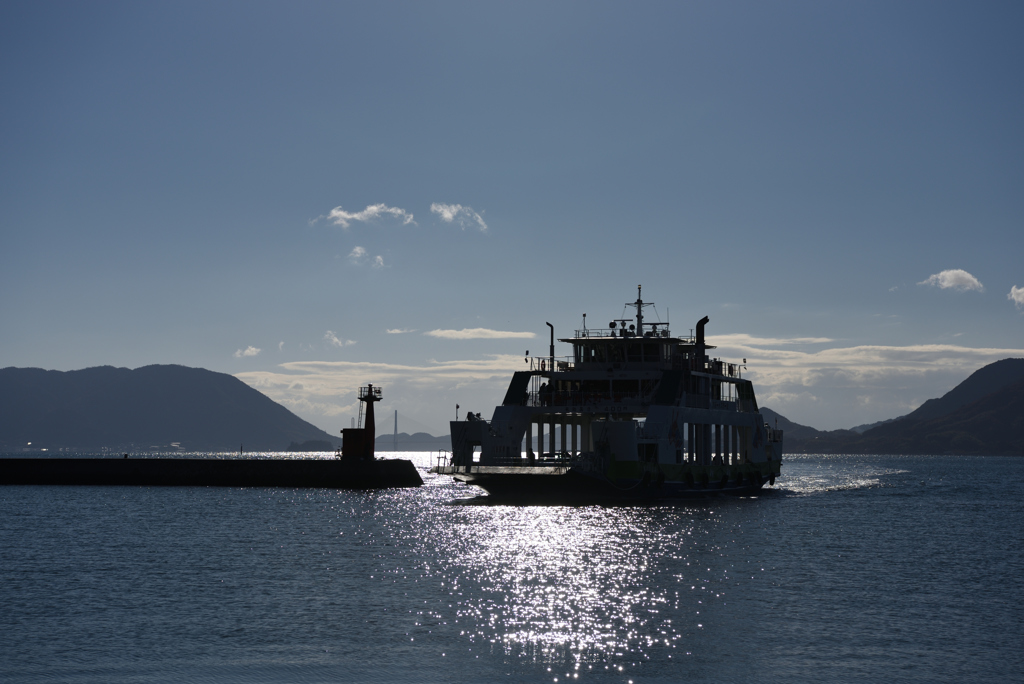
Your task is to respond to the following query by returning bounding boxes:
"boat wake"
[777,465,910,496]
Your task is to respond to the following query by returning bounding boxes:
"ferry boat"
[433,287,783,501]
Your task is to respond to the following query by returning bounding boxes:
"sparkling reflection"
[395,469,760,670]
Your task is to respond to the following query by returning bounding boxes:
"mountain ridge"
[765,358,1024,455]
[0,364,339,452]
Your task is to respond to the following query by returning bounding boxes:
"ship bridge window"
[642,343,661,362]
[627,343,642,363]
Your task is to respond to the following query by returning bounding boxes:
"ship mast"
[634,284,643,334]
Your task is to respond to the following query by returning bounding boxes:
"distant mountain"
[760,407,859,451]
[850,378,1024,455]
[0,365,339,452]
[901,358,1024,422]
[767,357,1024,455]
[759,408,816,440]
[849,417,896,434]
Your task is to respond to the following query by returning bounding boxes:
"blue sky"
[2,1,1022,435]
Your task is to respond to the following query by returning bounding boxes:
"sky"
[2,1,1022,436]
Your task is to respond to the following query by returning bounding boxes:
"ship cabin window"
[576,340,664,364]
[576,344,608,364]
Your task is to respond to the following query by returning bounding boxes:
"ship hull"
[436,460,779,503]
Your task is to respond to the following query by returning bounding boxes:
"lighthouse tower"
[341,384,382,461]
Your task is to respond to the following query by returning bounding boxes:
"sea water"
[1,453,1022,683]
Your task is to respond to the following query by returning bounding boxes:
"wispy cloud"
[387,328,417,334]
[430,203,488,232]
[348,246,385,268]
[236,355,526,426]
[711,333,1023,381]
[324,331,355,348]
[316,203,416,229]
[233,345,261,358]
[918,269,984,292]
[425,328,536,340]
[709,334,834,347]
[710,332,1024,427]
[1009,285,1024,309]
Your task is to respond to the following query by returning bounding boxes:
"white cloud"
[348,246,385,267]
[425,328,536,340]
[709,333,834,347]
[387,328,417,334]
[233,346,261,358]
[430,203,488,232]
[236,355,526,434]
[278,341,284,351]
[712,336,1024,422]
[918,269,984,292]
[711,334,1024,379]
[324,331,355,348]
[1009,285,1024,309]
[348,246,367,261]
[318,203,416,229]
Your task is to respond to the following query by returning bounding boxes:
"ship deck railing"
[571,328,688,341]
[527,390,655,408]
[520,391,750,412]
[432,450,453,469]
[527,356,575,372]
[673,356,744,378]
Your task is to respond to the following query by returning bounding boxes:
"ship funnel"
[695,316,709,369]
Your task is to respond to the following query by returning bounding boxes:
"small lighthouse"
[341,384,382,461]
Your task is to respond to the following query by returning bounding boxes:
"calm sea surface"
[1,453,1022,683]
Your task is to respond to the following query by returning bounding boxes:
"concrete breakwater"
[0,457,423,488]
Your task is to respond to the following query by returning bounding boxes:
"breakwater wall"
[0,457,423,488]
